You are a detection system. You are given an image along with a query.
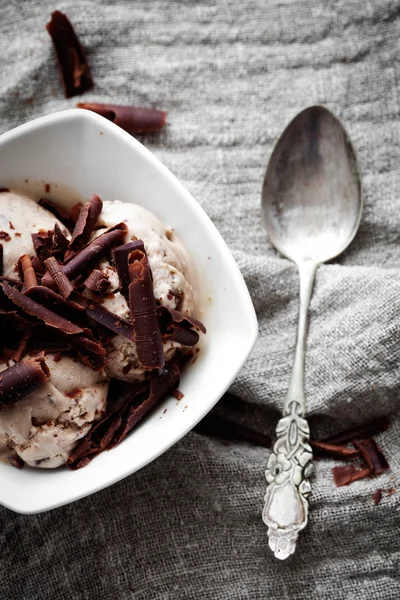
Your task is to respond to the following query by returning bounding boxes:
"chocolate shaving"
[38,198,75,232]
[9,222,15,230]
[19,255,38,290]
[84,269,110,295]
[31,257,45,276]
[44,257,73,298]
[172,389,184,400]
[76,103,167,134]
[32,225,68,264]
[332,465,371,487]
[46,11,94,98]
[128,249,164,369]
[323,417,389,446]
[372,489,383,505]
[310,440,361,460]
[0,231,11,242]
[67,362,180,469]
[2,282,83,335]
[86,303,134,340]
[112,240,145,301]
[353,438,389,475]
[25,286,85,318]
[69,203,83,224]
[64,194,103,261]
[0,244,3,276]
[157,306,206,346]
[194,414,271,448]
[5,326,33,362]
[0,353,50,410]
[42,223,128,287]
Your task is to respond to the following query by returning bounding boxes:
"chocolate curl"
[128,249,164,369]
[332,465,371,487]
[77,103,167,134]
[19,255,38,290]
[84,270,110,295]
[42,223,128,287]
[31,257,45,276]
[0,244,3,276]
[310,440,361,460]
[0,353,50,410]
[323,417,389,446]
[38,198,75,232]
[2,282,84,335]
[112,240,145,301]
[157,307,206,346]
[353,439,389,475]
[44,257,74,298]
[46,11,94,98]
[64,194,103,261]
[372,489,383,505]
[67,362,180,469]
[86,303,134,340]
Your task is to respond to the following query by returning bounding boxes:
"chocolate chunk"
[0,244,3,276]
[353,439,389,475]
[157,306,206,346]
[0,353,50,410]
[25,286,85,317]
[5,326,33,362]
[32,225,68,265]
[2,282,83,335]
[332,465,371,487]
[86,303,134,340]
[46,11,94,98]
[67,362,180,469]
[64,194,103,261]
[194,414,271,448]
[323,417,389,446]
[19,255,38,290]
[76,103,167,134]
[128,249,164,369]
[84,269,110,295]
[44,257,74,298]
[42,223,128,287]
[0,231,11,242]
[112,240,144,301]
[38,198,75,232]
[310,440,361,460]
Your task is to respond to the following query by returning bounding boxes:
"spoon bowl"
[262,105,362,265]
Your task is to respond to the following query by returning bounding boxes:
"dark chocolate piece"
[310,440,361,460]
[32,225,68,264]
[194,414,271,448]
[0,353,50,410]
[353,438,389,475]
[128,249,164,369]
[323,417,389,446]
[76,103,167,134]
[38,198,75,232]
[44,257,74,298]
[157,306,206,346]
[332,465,371,487]
[64,194,103,261]
[372,489,383,505]
[19,255,38,290]
[0,231,11,242]
[84,269,110,295]
[31,257,45,276]
[41,223,128,287]
[112,240,145,301]
[46,11,94,98]
[86,303,134,340]
[2,282,83,335]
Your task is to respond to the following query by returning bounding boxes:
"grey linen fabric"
[0,0,400,598]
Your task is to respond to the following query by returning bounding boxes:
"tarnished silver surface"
[261,106,363,560]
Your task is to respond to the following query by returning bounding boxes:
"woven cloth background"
[0,1,400,598]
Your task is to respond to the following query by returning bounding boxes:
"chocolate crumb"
[172,389,184,400]
[372,489,382,505]
[0,231,11,242]
[332,465,371,487]
[45,184,51,193]
[9,221,15,230]
[15,233,21,238]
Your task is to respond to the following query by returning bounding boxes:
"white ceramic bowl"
[0,109,258,514]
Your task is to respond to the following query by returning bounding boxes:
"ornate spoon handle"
[262,260,316,560]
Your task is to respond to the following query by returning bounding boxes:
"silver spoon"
[261,106,363,560]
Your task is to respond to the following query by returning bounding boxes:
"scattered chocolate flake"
[31,257,45,276]
[0,187,9,193]
[69,202,83,224]
[32,225,68,264]
[76,103,167,134]
[0,231,11,242]
[38,198,75,232]
[86,303,133,339]
[128,249,164,369]
[323,417,389,446]
[44,257,73,298]
[310,440,361,460]
[332,465,371,487]
[0,244,3,276]
[42,223,128,287]
[19,255,38,290]
[8,454,24,469]
[45,184,51,193]
[84,269,110,295]
[112,240,145,301]
[64,194,103,261]
[172,389,184,400]
[372,489,383,505]
[14,233,21,238]
[194,414,271,448]
[157,306,206,346]
[9,221,15,230]
[46,11,94,98]
[2,282,83,335]
[353,438,389,475]
[0,353,50,410]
